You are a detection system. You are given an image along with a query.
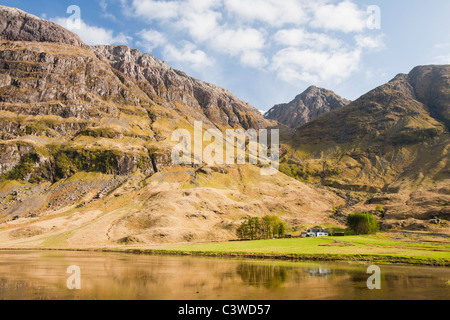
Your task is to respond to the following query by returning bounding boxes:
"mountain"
[293,66,449,147]
[0,6,342,246]
[0,6,274,183]
[280,65,449,231]
[93,45,270,130]
[264,86,350,129]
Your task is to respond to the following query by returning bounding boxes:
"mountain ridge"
[93,45,272,130]
[264,85,350,129]
[280,65,449,209]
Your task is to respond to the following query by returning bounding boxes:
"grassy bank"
[1,232,448,266]
[115,232,450,266]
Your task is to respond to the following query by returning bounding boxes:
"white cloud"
[213,28,265,55]
[176,0,223,42]
[52,17,131,46]
[240,50,269,69]
[274,28,343,50]
[212,28,268,68]
[131,0,180,20]
[433,42,450,64]
[434,42,450,49]
[310,0,367,33]
[433,54,450,64]
[130,1,268,69]
[223,0,309,27]
[99,0,119,22]
[99,0,108,11]
[137,29,167,52]
[355,34,385,50]
[178,13,221,42]
[271,47,361,83]
[163,41,214,71]
[124,0,381,82]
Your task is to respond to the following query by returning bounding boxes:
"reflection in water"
[0,251,449,300]
[236,264,289,289]
[305,268,332,278]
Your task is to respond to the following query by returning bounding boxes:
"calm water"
[0,250,448,300]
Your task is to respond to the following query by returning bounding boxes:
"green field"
[116,232,450,266]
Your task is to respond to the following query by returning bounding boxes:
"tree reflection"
[236,263,289,289]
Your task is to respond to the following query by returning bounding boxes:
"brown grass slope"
[0,166,343,247]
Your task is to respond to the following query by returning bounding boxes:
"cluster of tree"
[237,215,286,240]
[347,212,380,235]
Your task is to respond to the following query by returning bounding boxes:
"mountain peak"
[265,86,350,129]
[0,5,85,47]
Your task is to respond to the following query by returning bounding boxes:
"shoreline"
[1,246,449,267]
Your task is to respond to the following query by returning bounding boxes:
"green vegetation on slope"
[118,232,450,266]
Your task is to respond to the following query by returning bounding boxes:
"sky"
[2,0,449,112]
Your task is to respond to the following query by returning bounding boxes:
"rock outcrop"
[264,86,350,129]
[0,5,85,47]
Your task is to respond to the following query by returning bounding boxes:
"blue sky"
[2,0,449,112]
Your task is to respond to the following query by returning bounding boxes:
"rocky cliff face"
[264,86,350,129]
[408,65,450,130]
[0,5,85,47]
[0,6,273,187]
[93,45,272,130]
[0,39,159,181]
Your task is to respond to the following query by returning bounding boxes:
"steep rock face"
[0,5,85,47]
[0,41,148,115]
[264,86,350,129]
[0,143,34,175]
[93,45,272,130]
[408,65,450,130]
[0,73,10,87]
[0,39,159,181]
